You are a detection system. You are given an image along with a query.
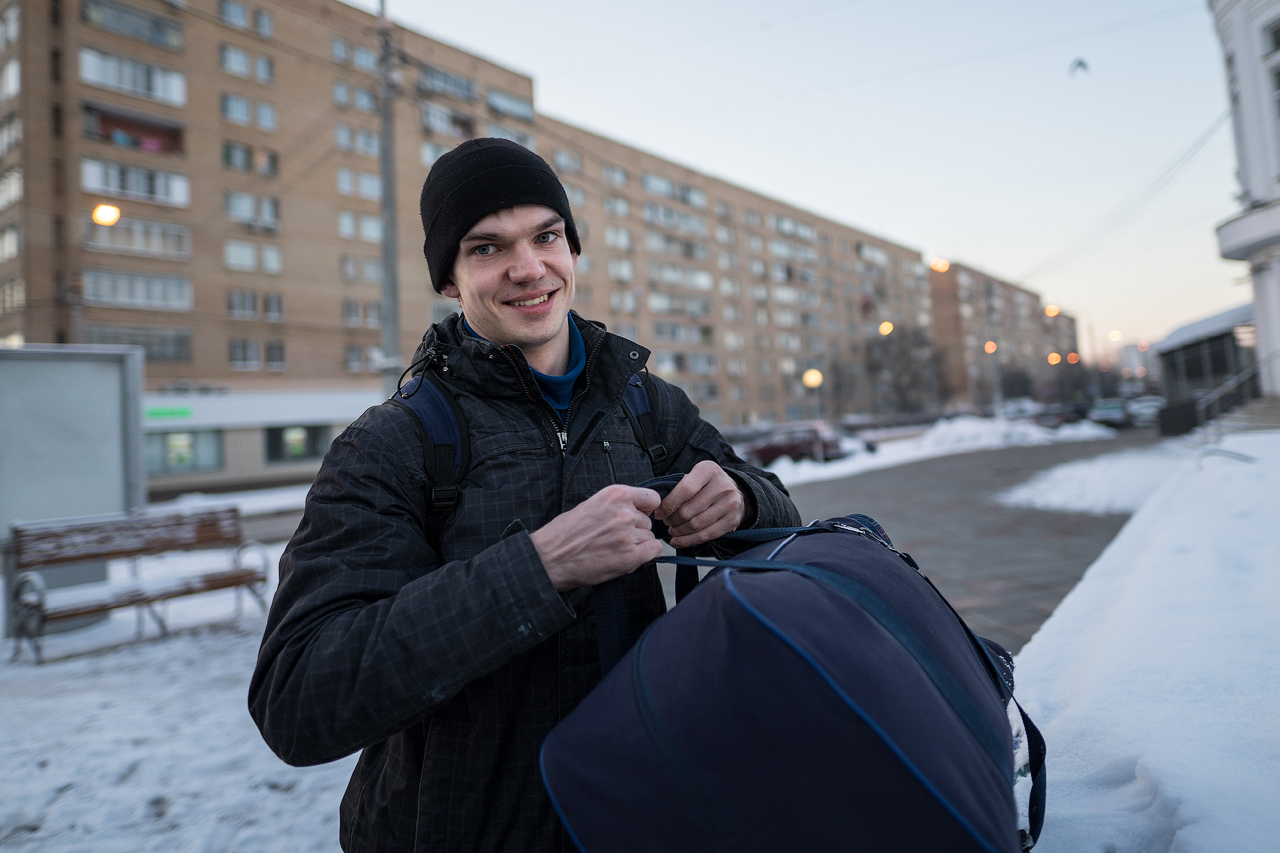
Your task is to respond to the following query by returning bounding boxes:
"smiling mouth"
[508,293,551,307]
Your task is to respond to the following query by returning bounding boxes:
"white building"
[1211,0,1280,395]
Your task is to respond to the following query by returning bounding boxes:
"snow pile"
[150,484,313,516]
[1015,430,1280,851]
[996,441,1193,514]
[768,416,1116,487]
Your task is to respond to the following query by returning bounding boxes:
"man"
[249,138,800,852]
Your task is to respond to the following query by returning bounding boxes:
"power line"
[1019,108,1230,281]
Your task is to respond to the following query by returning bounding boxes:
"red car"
[744,421,846,466]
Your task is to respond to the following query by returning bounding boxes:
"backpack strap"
[391,371,470,516]
[622,372,667,466]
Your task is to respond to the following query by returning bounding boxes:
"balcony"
[83,103,184,155]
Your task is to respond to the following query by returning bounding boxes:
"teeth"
[509,294,549,307]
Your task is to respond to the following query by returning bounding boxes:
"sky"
[352,0,1248,361]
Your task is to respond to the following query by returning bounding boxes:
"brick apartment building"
[928,260,1078,410]
[0,0,1064,491]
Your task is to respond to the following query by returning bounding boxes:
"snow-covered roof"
[142,388,384,431]
[1155,303,1253,355]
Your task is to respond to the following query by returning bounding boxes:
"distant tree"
[865,327,941,413]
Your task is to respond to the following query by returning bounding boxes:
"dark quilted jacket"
[248,313,801,852]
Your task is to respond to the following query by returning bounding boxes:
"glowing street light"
[1044,304,1060,317]
[1067,352,1080,364]
[1108,329,1122,342]
[1137,341,1149,352]
[801,368,824,389]
[1047,352,1062,365]
[878,321,894,336]
[929,258,951,273]
[984,340,998,354]
[92,204,121,226]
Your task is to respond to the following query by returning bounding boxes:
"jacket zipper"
[561,333,607,450]
[602,440,618,484]
[499,345,567,457]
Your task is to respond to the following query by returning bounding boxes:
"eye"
[535,231,559,245]
[472,244,497,256]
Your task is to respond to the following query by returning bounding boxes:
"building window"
[83,216,190,259]
[335,124,352,151]
[254,9,273,37]
[227,288,257,318]
[0,5,15,51]
[337,211,355,238]
[256,148,277,176]
[81,158,189,206]
[487,88,534,122]
[224,240,256,271]
[220,45,249,76]
[356,129,379,157]
[229,338,260,369]
[333,80,350,106]
[146,430,222,475]
[82,105,183,153]
[352,46,376,72]
[358,172,381,200]
[421,141,448,167]
[0,114,21,158]
[605,225,632,251]
[359,214,381,243]
[87,323,191,361]
[0,276,25,318]
[257,102,276,131]
[223,141,252,170]
[554,150,582,174]
[340,253,357,282]
[83,269,191,311]
[331,37,348,64]
[255,55,273,83]
[343,298,360,326]
[264,292,283,321]
[364,300,381,328]
[0,58,17,103]
[362,258,383,283]
[266,426,328,462]
[219,0,248,28]
[345,343,362,371]
[336,167,354,194]
[602,164,626,187]
[221,93,251,124]
[487,123,535,150]
[354,87,375,113]
[261,244,282,274]
[562,182,586,208]
[0,166,20,211]
[265,339,284,370]
[82,0,183,50]
[417,64,475,101]
[608,258,634,283]
[604,196,629,217]
[78,48,185,106]
[225,190,254,221]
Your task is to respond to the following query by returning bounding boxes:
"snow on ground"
[1014,430,1280,852]
[0,541,359,852]
[996,441,1194,514]
[767,415,1116,487]
[149,483,313,516]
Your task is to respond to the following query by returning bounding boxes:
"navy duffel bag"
[541,512,1045,853]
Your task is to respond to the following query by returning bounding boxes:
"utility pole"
[985,280,1004,416]
[377,0,401,398]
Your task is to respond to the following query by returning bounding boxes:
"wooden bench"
[8,507,269,663]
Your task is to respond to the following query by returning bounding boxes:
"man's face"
[441,204,577,356]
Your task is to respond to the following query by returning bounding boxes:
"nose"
[507,240,546,283]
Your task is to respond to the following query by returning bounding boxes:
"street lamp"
[92,204,121,226]
[1044,304,1060,317]
[801,368,825,461]
[878,321,894,336]
[1048,352,1062,365]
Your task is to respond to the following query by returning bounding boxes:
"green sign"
[145,406,192,420]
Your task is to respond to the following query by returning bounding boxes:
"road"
[786,429,1162,652]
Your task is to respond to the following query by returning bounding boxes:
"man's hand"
[531,485,664,591]
[654,460,748,549]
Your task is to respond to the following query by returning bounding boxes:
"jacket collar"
[407,312,651,408]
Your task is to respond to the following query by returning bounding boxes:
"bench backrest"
[13,507,243,571]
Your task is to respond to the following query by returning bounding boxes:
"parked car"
[744,421,847,466]
[1126,396,1166,427]
[1033,404,1067,428]
[1088,398,1133,428]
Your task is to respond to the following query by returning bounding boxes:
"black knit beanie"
[419,138,582,294]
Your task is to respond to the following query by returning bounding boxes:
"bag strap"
[622,372,667,465]
[390,371,470,516]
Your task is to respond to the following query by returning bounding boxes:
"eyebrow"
[461,215,565,245]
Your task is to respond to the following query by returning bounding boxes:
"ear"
[571,251,579,269]
[440,279,460,299]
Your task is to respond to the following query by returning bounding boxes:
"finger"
[668,501,735,542]
[662,478,731,529]
[625,486,662,514]
[669,507,738,548]
[655,462,715,519]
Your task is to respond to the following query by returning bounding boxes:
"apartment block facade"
[929,261,1078,410]
[1,0,946,433]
